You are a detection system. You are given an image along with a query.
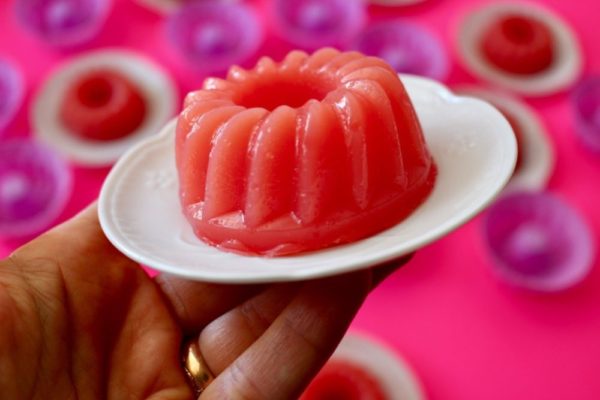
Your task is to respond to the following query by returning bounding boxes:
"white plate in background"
[456,2,582,97]
[454,86,554,191]
[33,50,177,166]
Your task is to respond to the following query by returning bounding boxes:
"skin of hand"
[0,204,411,400]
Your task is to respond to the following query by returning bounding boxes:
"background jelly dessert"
[301,360,387,400]
[481,14,555,75]
[176,48,436,256]
[59,69,147,141]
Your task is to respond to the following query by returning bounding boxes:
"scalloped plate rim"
[98,74,517,283]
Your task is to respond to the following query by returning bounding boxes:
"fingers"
[195,254,414,380]
[200,270,372,400]
[159,252,414,336]
[198,283,300,374]
[11,202,129,266]
[155,276,265,334]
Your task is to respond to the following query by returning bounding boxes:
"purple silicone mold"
[15,0,111,47]
[271,0,366,49]
[572,76,600,153]
[354,20,449,81]
[0,139,73,238]
[166,1,262,71]
[483,192,595,292]
[0,59,25,134]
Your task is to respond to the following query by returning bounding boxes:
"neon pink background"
[1,0,599,398]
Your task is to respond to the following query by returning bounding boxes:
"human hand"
[0,204,411,399]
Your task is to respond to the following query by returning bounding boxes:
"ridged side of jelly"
[176,48,436,255]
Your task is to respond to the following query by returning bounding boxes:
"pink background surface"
[1,0,600,398]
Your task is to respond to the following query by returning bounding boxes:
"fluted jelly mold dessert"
[481,14,554,75]
[176,49,436,256]
[59,69,147,141]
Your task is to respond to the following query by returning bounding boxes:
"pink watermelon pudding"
[176,48,436,256]
[481,14,555,75]
[301,360,387,400]
[60,69,147,141]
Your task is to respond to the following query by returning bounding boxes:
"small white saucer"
[456,2,583,97]
[329,332,425,400]
[454,86,554,191]
[98,75,516,283]
[32,50,178,166]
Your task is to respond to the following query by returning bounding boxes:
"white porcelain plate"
[98,75,517,283]
[329,333,425,400]
[33,50,177,166]
[454,86,554,191]
[456,2,583,97]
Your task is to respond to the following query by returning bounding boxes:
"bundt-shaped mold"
[176,48,436,256]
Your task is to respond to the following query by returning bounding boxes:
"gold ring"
[182,340,215,396]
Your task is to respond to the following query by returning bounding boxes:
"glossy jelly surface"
[301,360,387,400]
[481,14,554,75]
[176,49,436,256]
[60,69,147,141]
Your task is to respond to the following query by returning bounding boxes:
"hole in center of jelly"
[501,16,536,44]
[234,75,333,111]
[77,75,113,108]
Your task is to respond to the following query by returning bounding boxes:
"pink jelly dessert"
[60,69,147,141]
[301,360,387,400]
[176,48,436,256]
[481,14,554,75]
